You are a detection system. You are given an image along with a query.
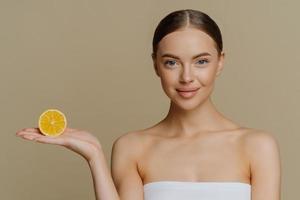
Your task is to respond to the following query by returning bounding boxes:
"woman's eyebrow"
[161,52,211,59]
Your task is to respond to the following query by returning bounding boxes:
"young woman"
[16,9,281,200]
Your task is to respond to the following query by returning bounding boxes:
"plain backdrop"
[1,0,299,199]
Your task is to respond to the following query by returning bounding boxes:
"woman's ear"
[151,53,160,77]
[216,51,225,77]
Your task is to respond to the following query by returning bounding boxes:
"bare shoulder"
[113,131,141,149]
[242,128,280,151]
[241,128,281,172]
[112,129,149,158]
[111,130,151,199]
[113,131,141,146]
[241,128,281,198]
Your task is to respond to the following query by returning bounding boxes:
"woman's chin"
[171,99,202,111]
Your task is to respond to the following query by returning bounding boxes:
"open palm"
[16,127,102,162]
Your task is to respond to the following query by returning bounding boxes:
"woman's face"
[152,27,225,110]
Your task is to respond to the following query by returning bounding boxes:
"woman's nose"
[179,65,194,83]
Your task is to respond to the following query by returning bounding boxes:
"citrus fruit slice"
[38,109,67,137]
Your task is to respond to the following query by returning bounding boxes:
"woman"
[16,9,281,200]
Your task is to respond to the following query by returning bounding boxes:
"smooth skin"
[16,27,281,200]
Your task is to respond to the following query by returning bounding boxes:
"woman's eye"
[196,59,209,65]
[164,60,177,67]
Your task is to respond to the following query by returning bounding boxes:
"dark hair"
[152,9,223,58]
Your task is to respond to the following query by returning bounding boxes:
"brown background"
[1,0,299,199]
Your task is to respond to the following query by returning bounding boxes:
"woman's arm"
[16,128,144,200]
[110,132,144,200]
[88,148,120,200]
[17,128,120,200]
[86,132,144,200]
[244,130,282,200]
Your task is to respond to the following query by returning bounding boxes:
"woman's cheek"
[160,73,177,95]
[160,70,175,83]
[197,68,216,86]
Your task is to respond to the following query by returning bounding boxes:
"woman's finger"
[34,136,66,146]
[16,131,43,137]
[22,128,40,133]
[21,134,37,141]
[16,128,40,136]
[16,130,62,143]
[16,127,76,137]
[18,132,67,147]
[18,132,43,141]
[65,127,78,132]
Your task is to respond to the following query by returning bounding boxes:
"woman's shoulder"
[113,122,162,144]
[240,127,280,159]
[112,128,153,155]
[113,127,151,143]
[241,127,279,144]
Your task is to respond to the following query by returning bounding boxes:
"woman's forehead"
[156,28,218,57]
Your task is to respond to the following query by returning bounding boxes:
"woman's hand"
[16,127,102,162]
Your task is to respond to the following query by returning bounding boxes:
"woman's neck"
[161,97,241,137]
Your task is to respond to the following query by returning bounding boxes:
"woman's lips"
[176,88,200,98]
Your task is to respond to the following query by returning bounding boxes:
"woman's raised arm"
[15,128,143,200]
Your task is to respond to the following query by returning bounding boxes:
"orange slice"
[38,109,67,137]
